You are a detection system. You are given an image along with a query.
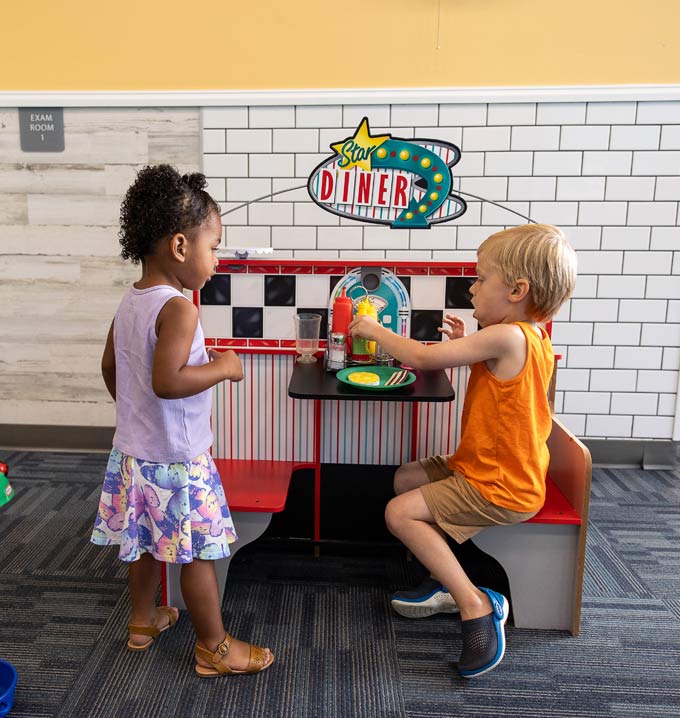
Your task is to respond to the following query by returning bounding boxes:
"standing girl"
[91,164,273,676]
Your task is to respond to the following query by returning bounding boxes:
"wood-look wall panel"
[0,194,28,224]
[27,195,121,226]
[0,167,109,195]
[0,108,201,432]
[0,225,119,257]
[1,398,115,426]
[0,132,150,165]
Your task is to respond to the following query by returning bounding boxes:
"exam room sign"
[307,117,466,229]
[19,108,65,152]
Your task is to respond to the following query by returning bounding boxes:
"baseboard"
[582,438,678,469]
[0,424,114,453]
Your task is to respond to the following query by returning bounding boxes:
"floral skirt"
[91,448,237,563]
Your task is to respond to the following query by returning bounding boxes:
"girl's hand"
[209,348,244,382]
[438,314,466,340]
[349,315,380,340]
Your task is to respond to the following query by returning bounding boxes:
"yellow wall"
[2,0,678,91]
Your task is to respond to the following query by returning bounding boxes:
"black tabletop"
[288,359,455,403]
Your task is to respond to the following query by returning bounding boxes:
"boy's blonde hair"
[478,223,577,322]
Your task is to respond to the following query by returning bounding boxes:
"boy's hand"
[209,348,244,382]
[438,314,466,340]
[349,315,381,340]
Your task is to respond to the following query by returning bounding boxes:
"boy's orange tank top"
[448,322,554,513]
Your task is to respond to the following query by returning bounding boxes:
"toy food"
[347,371,380,386]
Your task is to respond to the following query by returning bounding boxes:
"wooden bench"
[163,459,297,609]
[472,416,592,635]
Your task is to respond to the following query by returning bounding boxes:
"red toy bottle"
[331,287,352,336]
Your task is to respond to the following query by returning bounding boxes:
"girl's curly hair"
[118,164,220,263]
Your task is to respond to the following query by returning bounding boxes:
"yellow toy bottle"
[351,292,378,363]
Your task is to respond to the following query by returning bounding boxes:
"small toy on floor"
[0,463,14,508]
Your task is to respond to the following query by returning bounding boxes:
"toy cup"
[294,313,322,363]
[0,660,17,718]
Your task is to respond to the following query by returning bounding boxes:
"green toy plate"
[336,366,416,391]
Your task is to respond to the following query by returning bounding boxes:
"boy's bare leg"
[128,553,178,647]
[385,489,492,621]
[180,558,272,670]
[393,462,450,583]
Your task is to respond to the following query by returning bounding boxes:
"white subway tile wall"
[201,100,680,441]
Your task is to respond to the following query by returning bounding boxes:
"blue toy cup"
[0,660,17,718]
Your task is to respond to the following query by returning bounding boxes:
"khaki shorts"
[418,455,537,544]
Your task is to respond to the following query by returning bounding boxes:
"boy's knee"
[384,497,400,535]
[385,495,410,536]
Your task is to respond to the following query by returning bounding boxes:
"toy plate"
[336,366,416,391]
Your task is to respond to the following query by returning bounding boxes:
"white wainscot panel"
[557,413,586,436]
[619,299,668,322]
[577,251,623,275]
[597,275,646,299]
[610,125,660,150]
[589,369,637,392]
[533,152,582,176]
[605,177,656,201]
[641,323,680,347]
[593,323,641,346]
[582,151,631,175]
[555,368,590,391]
[563,392,611,414]
[250,106,295,128]
[632,415,674,439]
[601,226,650,250]
[611,393,658,415]
[614,346,663,369]
[622,251,673,275]
[655,178,680,201]
[570,299,618,322]
[567,346,615,368]
[637,370,679,393]
[551,322,593,345]
[586,415,632,438]
[627,202,678,226]
[646,276,680,299]
[560,227,602,251]
[662,347,680,370]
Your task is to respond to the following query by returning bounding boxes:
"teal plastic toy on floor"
[0,462,13,508]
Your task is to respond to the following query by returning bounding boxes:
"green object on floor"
[0,463,13,507]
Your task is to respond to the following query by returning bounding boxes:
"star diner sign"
[307,118,467,228]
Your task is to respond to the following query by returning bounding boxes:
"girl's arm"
[101,320,116,400]
[152,297,243,400]
[349,315,526,375]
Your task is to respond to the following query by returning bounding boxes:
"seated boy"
[349,224,577,678]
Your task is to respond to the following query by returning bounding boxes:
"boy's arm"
[152,297,243,400]
[101,320,116,400]
[349,315,525,372]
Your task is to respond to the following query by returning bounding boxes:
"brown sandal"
[127,606,179,651]
[194,633,274,677]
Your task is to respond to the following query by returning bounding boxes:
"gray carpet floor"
[0,449,679,718]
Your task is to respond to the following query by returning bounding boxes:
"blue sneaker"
[391,577,459,618]
[457,587,509,678]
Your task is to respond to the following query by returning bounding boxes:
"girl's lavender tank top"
[112,285,213,463]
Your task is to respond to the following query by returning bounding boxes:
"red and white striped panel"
[211,353,467,464]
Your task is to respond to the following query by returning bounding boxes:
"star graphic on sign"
[331,118,391,172]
